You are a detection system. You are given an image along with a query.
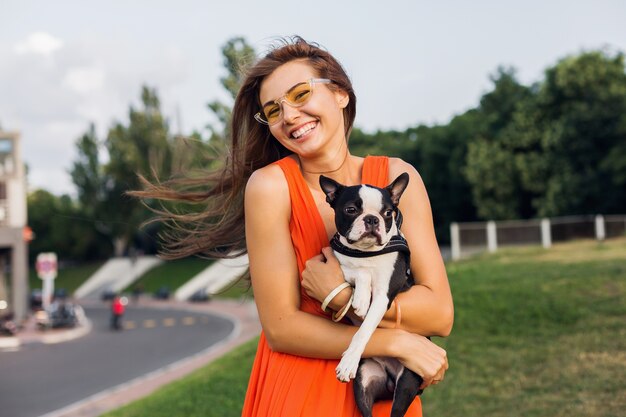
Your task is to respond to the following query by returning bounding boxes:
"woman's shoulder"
[245,159,291,207]
[245,160,291,224]
[388,157,420,178]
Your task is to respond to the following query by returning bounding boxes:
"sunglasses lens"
[262,104,281,124]
[286,83,313,106]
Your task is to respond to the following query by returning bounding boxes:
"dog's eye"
[344,206,357,215]
[383,209,393,217]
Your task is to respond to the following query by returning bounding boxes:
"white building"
[0,130,28,322]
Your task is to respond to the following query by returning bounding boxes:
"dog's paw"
[352,292,370,319]
[336,351,360,382]
[352,301,369,319]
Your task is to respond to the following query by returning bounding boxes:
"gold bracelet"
[321,282,351,312]
[332,291,354,322]
[394,298,402,329]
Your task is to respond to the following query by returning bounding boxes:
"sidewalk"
[1,297,261,417]
[0,310,92,350]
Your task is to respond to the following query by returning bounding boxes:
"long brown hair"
[134,36,357,260]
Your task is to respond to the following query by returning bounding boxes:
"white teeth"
[292,122,316,139]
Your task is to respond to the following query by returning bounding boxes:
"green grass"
[422,238,626,417]
[123,257,214,293]
[210,277,254,300]
[28,262,104,295]
[103,238,626,417]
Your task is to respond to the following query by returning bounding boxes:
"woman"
[139,37,452,417]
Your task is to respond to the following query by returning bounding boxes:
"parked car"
[0,313,17,336]
[101,289,116,301]
[29,289,43,310]
[0,302,16,336]
[37,301,82,329]
[189,289,211,302]
[153,286,170,300]
[54,288,68,300]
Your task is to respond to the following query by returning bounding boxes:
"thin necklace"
[301,149,350,175]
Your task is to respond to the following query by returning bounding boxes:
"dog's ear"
[386,172,410,206]
[319,175,343,205]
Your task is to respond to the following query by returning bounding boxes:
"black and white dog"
[319,173,423,417]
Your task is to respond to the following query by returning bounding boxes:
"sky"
[1,0,625,195]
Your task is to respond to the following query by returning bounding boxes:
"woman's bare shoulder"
[246,162,288,193]
[388,157,421,179]
[245,161,290,213]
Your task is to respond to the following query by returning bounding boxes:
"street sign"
[36,252,58,280]
[36,252,58,311]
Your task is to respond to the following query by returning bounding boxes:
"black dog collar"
[330,234,410,258]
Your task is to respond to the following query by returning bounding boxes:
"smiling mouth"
[291,122,317,139]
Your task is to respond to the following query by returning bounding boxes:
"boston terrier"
[319,173,423,417]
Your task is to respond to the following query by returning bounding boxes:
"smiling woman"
[133,36,452,417]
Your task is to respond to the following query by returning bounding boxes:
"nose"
[363,215,379,229]
[281,101,300,124]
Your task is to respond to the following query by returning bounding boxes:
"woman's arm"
[301,159,453,337]
[382,158,454,336]
[244,165,447,386]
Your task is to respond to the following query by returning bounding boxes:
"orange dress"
[241,156,422,417]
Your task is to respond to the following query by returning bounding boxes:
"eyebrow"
[262,81,308,107]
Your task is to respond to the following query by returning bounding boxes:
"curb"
[39,319,93,345]
[0,319,92,351]
[0,335,20,350]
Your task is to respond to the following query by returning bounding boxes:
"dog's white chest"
[334,251,397,288]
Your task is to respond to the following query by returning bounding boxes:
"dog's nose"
[363,215,379,228]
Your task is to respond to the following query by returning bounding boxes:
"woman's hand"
[392,330,448,390]
[302,247,350,310]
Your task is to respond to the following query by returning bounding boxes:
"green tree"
[71,86,174,256]
[514,50,626,216]
[464,67,534,219]
[70,124,105,224]
[28,190,112,261]
[206,37,256,153]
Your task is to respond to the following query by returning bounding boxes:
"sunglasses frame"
[254,78,332,125]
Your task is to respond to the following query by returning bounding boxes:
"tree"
[70,124,105,221]
[28,190,112,261]
[514,50,626,216]
[205,37,256,154]
[412,111,481,240]
[71,86,174,256]
[463,67,534,219]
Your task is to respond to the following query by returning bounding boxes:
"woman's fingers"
[301,248,346,304]
[395,333,447,390]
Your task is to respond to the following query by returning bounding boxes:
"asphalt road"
[0,304,235,417]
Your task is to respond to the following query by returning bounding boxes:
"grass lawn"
[123,257,214,294]
[211,277,254,300]
[103,237,626,417]
[28,262,104,294]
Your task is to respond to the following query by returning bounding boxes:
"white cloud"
[14,32,64,57]
[63,67,106,94]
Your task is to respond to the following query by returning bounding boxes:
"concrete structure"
[0,130,29,322]
[175,254,248,301]
[75,256,163,300]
